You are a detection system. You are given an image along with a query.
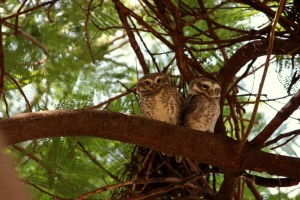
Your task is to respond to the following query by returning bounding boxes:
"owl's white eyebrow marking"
[154,75,164,81]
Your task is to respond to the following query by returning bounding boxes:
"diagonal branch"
[86,89,134,109]
[5,71,32,112]
[250,88,300,148]
[2,21,48,55]
[77,142,120,182]
[14,0,28,35]
[215,173,237,200]
[128,17,159,71]
[3,0,59,21]
[263,129,300,148]
[245,180,263,200]
[113,0,149,74]
[84,0,95,63]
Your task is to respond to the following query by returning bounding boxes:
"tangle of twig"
[238,0,287,151]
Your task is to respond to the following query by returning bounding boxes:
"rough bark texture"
[1,109,300,181]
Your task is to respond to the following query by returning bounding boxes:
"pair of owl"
[137,73,221,161]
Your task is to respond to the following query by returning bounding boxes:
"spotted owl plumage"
[181,77,221,132]
[137,73,183,162]
[137,73,182,125]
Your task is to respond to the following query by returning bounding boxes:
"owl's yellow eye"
[157,78,161,84]
[144,80,150,86]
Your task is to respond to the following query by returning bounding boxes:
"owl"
[137,73,182,162]
[181,77,221,132]
[137,73,182,125]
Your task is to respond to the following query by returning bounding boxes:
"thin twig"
[46,0,57,23]
[198,0,228,61]
[12,144,43,167]
[85,89,134,109]
[129,17,160,72]
[162,56,176,73]
[270,134,298,150]
[77,142,120,182]
[237,0,287,151]
[250,88,300,147]
[227,94,241,140]
[3,21,48,55]
[128,175,203,200]
[227,58,256,93]
[264,130,300,147]
[14,0,28,35]
[2,93,10,117]
[75,177,184,200]
[84,0,95,63]
[132,149,154,191]
[113,0,150,74]
[24,180,69,200]
[141,150,156,191]
[106,40,128,54]
[0,17,4,96]
[116,80,130,91]
[3,0,59,20]
[5,71,32,112]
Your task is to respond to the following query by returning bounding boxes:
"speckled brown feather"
[181,77,221,132]
[137,73,183,162]
[139,81,182,125]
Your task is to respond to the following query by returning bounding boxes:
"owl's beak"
[152,83,157,89]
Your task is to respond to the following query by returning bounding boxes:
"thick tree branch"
[243,173,299,188]
[1,110,300,181]
[215,173,237,200]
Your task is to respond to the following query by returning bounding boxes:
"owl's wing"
[180,94,198,126]
[168,85,184,125]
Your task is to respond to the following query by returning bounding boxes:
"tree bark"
[215,173,238,200]
[0,110,300,181]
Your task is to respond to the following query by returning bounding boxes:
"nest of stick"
[113,146,219,199]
